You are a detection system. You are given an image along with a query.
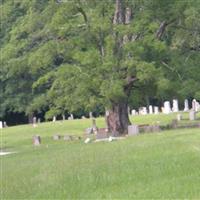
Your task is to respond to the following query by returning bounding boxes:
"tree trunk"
[106,101,131,136]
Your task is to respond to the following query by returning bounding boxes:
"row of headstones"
[47,112,93,123]
[33,134,82,145]
[131,99,200,115]
[32,112,94,127]
[0,121,7,129]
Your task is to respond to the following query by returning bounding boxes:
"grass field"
[1,113,200,199]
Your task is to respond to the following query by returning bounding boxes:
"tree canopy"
[0,0,200,130]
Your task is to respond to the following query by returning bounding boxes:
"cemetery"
[1,104,200,198]
[1,0,200,199]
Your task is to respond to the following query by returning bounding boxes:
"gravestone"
[131,109,136,116]
[149,105,153,114]
[189,110,196,120]
[171,119,178,128]
[53,116,56,122]
[33,117,37,127]
[143,107,148,115]
[96,128,109,139]
[0,121,3,129]
[33,117,37,124]
[64,135,73,141]
[53,135,61,140]
[89,112,93,118]
[192,99,199,112]
[37,118,41,123]
[184,99,189,111]
[85,127,93,134]
[3,121,7,128]
[62,115,66,121]
[177,114,182,121]
[154,106,159,114]
[151,125,161,132]
[92,119,98,133]
[33,135,41,146]
[163,101,171,114]
[105,110,109,116]
[139,107,147,115]
[128,125,139,136]
[196,102,200,112]
[70,114,74,120]
[172,99,179,112]
[81,116,86,119]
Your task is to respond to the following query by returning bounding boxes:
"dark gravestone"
[53,135,61,140]
[151,125,161,132]
[96,128,109,139]
[189,110,196,120]
[171,119,178,128]
[128,125,139,135]
[63,135,73,141]
[33,135,41,146]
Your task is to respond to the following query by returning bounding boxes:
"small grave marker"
[0,121,3,129]
[33,135,41,146]
[184,99,189,111]
[177,114,182,121]
[53,135,61,140]
[128,125,139,135]
[189,110,196,120]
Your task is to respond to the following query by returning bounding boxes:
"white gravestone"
[70,114,74,120]
[131,109,136,116]
[0,121,3,129]
[163,101,171,114]
[154,106,159,114]
[192,99,199,112]
[196,102,200,112]
[149,105,153,114]
[143,107,148,115]
[33,117,37,127]
[89,112,93,118]
[172,99,179,112]
[3,121,7,128]
[139,107,147,115]
[53,116,56,122]
[184,99,189,111]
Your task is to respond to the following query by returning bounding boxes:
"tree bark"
[105,0,134,136]
[113,0,125,24]
[106,101,131,136]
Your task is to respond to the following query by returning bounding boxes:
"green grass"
[1,113,200,199]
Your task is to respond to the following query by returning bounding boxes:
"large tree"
[39,0,176,135]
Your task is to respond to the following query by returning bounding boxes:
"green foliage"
[0,0,200,119]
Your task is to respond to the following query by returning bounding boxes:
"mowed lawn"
[1,113,200,199]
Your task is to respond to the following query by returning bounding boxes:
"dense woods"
[0,0,200,134]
